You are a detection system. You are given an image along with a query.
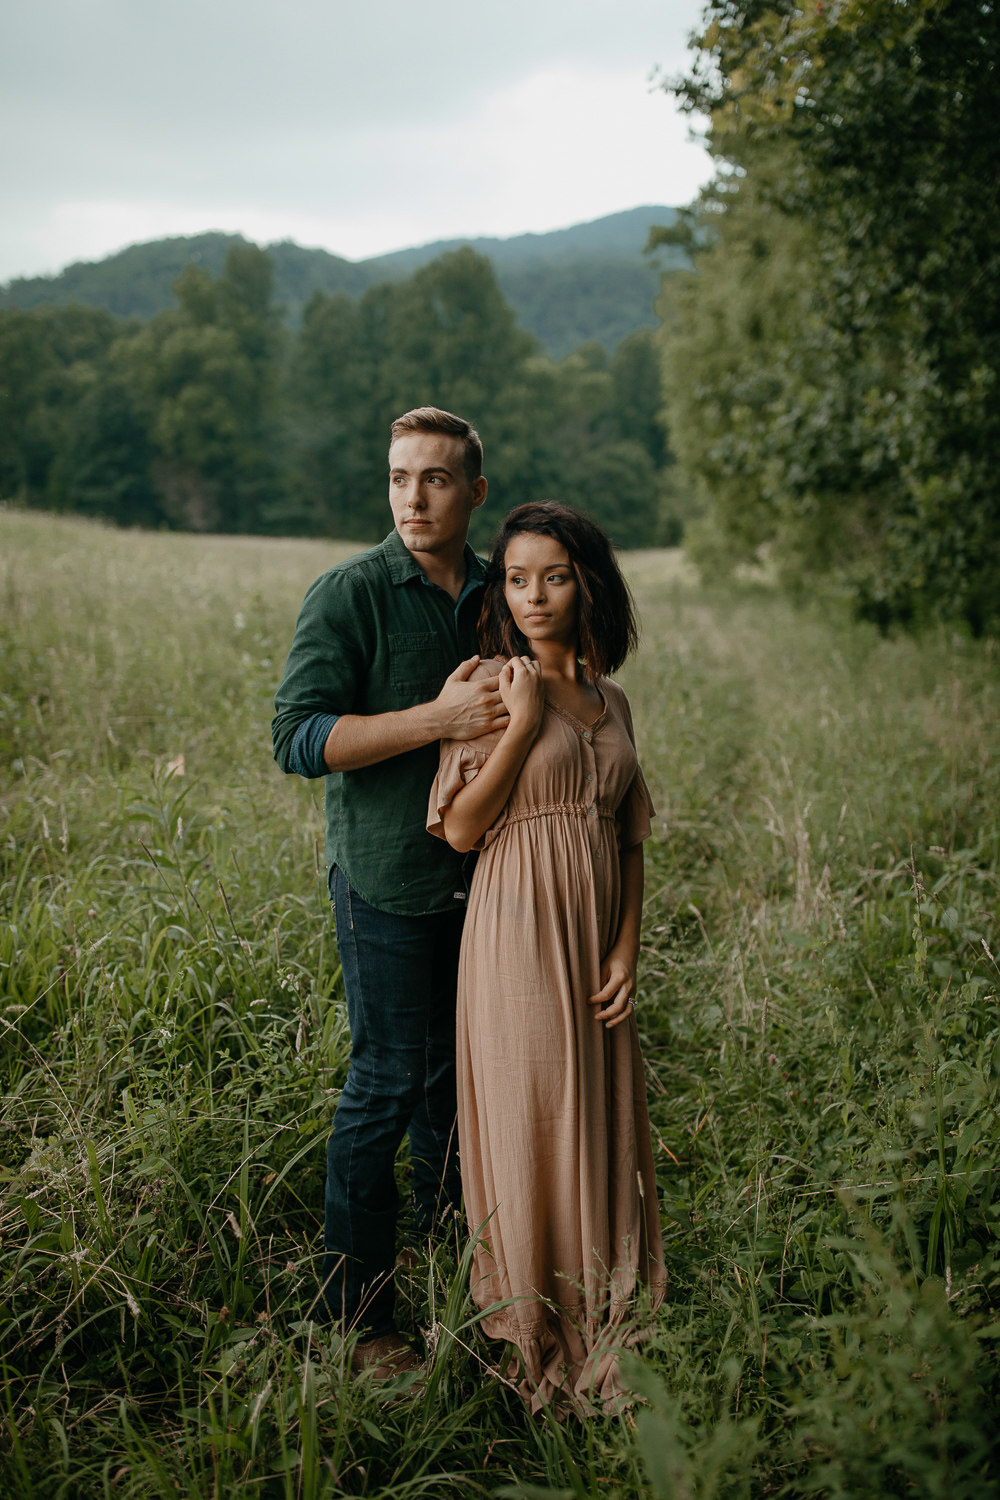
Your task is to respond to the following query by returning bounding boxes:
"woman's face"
[503,531,579,648]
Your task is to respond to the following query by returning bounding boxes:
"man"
[271,406,509,1377]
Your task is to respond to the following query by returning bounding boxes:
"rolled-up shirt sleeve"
[271,569,372,775]
[287,712,339,779]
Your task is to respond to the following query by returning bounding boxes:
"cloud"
[0,0,711,279]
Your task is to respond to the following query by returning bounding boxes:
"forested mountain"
[0,236,366,323]
[0,242,677,548]
[0,207,684,358]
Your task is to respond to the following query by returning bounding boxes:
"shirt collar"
[381,527,486,592]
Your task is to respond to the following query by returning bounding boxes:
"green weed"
[1,510,998,1496]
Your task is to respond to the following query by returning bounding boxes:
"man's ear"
[470,476,488,510]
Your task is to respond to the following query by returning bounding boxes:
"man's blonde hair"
[389,407,483,486]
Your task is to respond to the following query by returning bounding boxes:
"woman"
[427,502,666,1414]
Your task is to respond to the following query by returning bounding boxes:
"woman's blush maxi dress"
[427,663,666,1414]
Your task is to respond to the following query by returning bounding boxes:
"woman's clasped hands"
[499,655,545,739]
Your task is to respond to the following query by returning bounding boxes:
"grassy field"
[1,507,999,1499]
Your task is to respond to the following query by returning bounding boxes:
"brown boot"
[350,1331,424,1380]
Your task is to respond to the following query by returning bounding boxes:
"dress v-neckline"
[546,683,607,733]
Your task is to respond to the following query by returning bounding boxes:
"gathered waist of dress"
[499,802,617,829]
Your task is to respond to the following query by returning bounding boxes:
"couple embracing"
[272,406,665,1414]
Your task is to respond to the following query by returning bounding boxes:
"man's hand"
[433,656,510,741]
[438,657,541,852]
[322,656,509,772]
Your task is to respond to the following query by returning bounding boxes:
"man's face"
[388,432,487,556]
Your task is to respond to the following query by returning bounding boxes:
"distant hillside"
[366,207,687,356]
[362,205,679,274]
[0,233,369,323]
[0,207,686,357]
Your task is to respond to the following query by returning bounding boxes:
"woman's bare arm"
[440,657,544,853]
[589,842,645,1028]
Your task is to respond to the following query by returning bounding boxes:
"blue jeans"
[322,866,465,1336]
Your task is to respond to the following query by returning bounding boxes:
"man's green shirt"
[271,528,487,916]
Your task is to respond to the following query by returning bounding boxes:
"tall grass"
[1,508,998,1498]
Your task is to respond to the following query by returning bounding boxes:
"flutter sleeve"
[605,677,656,848]
[619,765,656,848]
[427,734,498,849]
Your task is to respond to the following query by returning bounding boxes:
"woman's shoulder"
[468,656,505,682]
[600,675,637,734]
[599,675,631,710]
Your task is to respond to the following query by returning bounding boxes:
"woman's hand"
[439,657,542,854]
[588,947,637,1029]
[498,656,544,738]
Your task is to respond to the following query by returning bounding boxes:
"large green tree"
[287,248,536,539]
[0,306,127,513]
[290,248,667,547]
[0,247,284,533]
[660,0,1000,630]
[126,243,283,532]
[2,243,670,548]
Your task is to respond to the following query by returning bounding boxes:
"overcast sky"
[1,0,712,283]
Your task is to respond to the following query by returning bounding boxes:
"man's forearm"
[323,703,443,772]
[320,658,508,772]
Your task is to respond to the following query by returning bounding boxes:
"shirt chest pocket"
[388,630,448,696]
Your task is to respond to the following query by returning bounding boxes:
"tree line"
[0,245,673,551]
[657,0,1000,634]
[10,0,991,625]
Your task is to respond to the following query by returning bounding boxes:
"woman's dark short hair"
[478,502,638,680]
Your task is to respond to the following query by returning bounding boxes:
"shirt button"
[587,773,594,782]
[588,806,596,816]
[583,731,591,740]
